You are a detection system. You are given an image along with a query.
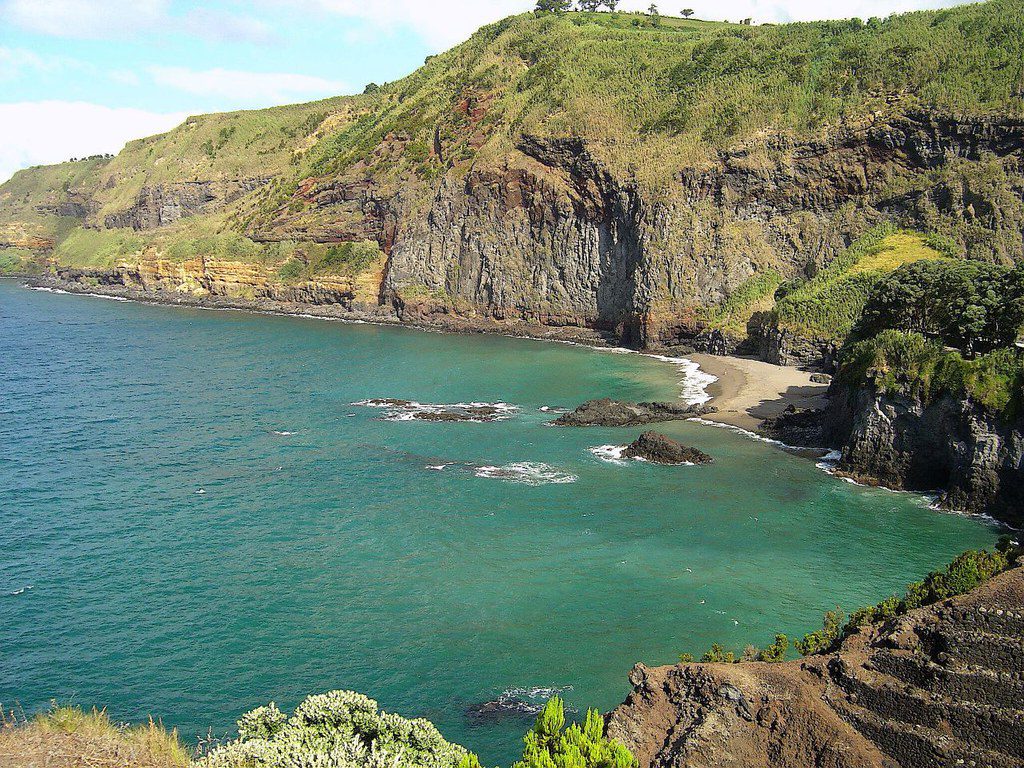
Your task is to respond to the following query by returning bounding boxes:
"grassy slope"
[1,2,1022,277]
[772,227,950,340]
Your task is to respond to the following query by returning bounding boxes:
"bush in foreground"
[197,691,477,768]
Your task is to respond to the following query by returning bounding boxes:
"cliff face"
[606,564,1024,768]
[824,384,1024,528]
[265,113,1024,349]
[53,255,388,316]
[103,178,270,230]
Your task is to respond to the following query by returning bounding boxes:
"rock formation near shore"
[824,382,1024,529]
[607,563,1024,768]
[552,399,713,427]
[622,432,713,465]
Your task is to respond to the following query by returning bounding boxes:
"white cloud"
[0,47,50,81]
[0,0,168,38]
[0,101,188,184]
[148,66,347,105]
[180,8,276,44]
[0,0,274,42]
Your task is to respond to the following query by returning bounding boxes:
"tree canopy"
[855,260,1024,357]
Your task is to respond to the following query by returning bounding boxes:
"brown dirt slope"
[607,564,1024,768]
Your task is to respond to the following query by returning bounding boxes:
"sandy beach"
[688,353,830,433]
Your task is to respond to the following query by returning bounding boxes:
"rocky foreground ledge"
[607,563,1024,768]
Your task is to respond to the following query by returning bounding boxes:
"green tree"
[700,643,735,663]
[603,0,619,9]
[681,8,694,18]
[795,609,844,656]
[578,0,602,10]
[757,634,789,662]
[857,260,1024,357]
[513,697,638,768]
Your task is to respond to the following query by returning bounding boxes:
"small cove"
[0,280,999,764]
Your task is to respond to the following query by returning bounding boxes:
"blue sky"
[0,0,962,182]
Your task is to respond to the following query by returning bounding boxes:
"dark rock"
[552,399,716,427]
[810,373,832,384]
[760,405,827,448]
[622,432,713,465]
[824,381,1024,528]
[412,406,502,422]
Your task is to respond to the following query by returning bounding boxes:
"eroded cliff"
[606,563,1024,768]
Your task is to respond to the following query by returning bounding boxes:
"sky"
[0,0,965,183]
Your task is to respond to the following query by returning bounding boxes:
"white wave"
[7,585,33,596]
[815,449,843,471]
[353,399,520,423]
[425,463,453,471]
[28,286,130,301]
[646,355,719,406]
[588,444,629,465]
[271,430,298,436]
[474,462,577,485]
[687,417,795,448]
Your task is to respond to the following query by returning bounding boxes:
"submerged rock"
[622,432,712,465]
[552,399,715,427]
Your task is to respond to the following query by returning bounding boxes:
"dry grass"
[0,705,191,768]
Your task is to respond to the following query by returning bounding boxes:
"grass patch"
[838,330,1024,415]
[774,226,947,341]
[53,228,144,269]
[0,704,190,768]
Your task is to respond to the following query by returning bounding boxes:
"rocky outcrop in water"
[824,383,1024,528]
[552,399,714,427]
[607,563,1024,768]
[622,432,713,465]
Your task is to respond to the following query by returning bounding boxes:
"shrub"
[837,330,1024,415]
[795,609,844,656]
[757,634,788,663]
[317,241,383,275]
[700,643,736,663]
[513,697,637,768]
[197,691,477,768]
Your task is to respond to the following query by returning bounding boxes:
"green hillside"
[1,0,1023,346]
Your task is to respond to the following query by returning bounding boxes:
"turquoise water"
[0,280,997,763]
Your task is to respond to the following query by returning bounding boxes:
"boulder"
[622,432,713,465]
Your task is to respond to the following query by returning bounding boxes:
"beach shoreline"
[687,353,829,433]
[18,277,825,433]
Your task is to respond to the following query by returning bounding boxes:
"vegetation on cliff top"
[837,330,1024,415]
[770,225,953,342]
